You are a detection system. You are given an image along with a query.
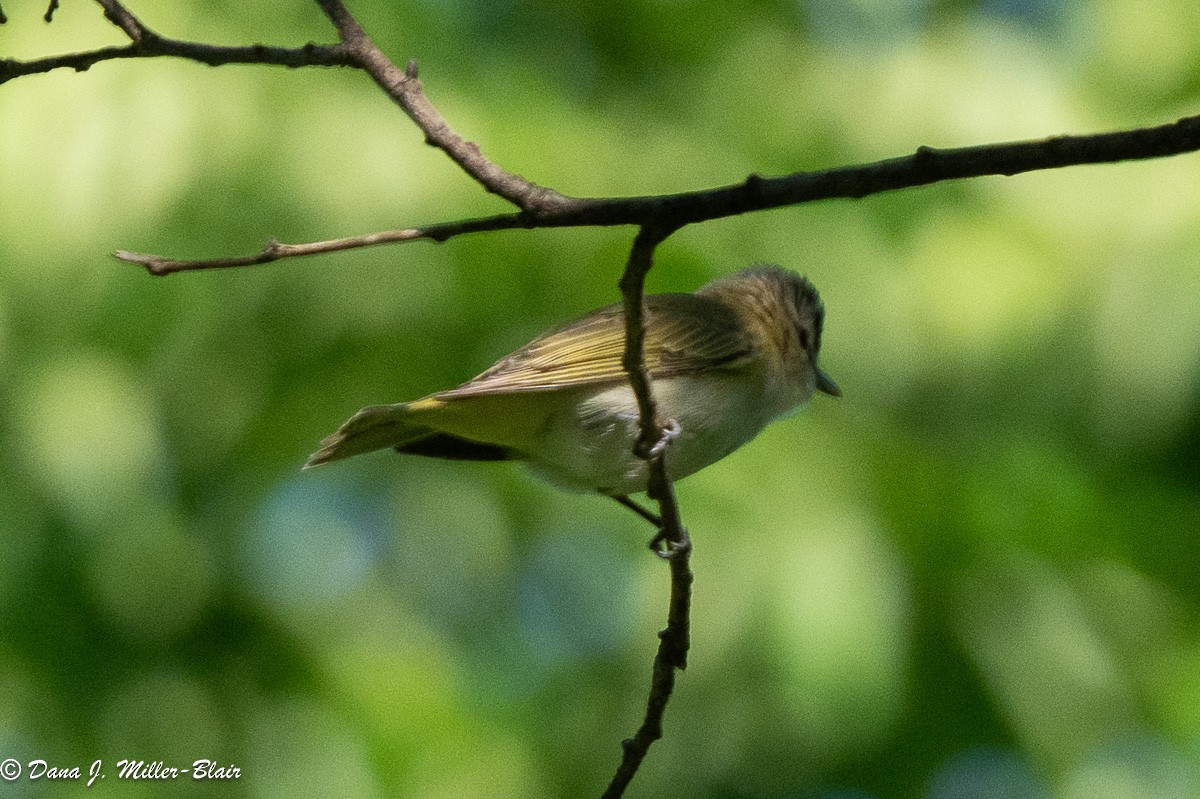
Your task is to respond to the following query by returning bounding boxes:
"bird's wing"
[435,292,756,399]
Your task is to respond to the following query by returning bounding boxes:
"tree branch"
[111,113,1200,275]
[113,213,527,275]
[603,227,693,799]
[0,0,354,83]
[9,2,1198,272]
[0,38,353,82]
[313,0,569,212]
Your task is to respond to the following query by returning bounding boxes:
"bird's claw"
[648,418,681,459]
[647,528,690,559]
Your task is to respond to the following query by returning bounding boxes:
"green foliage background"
[2,1,1200,797]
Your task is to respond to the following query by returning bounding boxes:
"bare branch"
[0,38,354,83]
[603,227,693,799]
[113,213,527,275]
[0,0,573,204]
[539,113,1200,229]
[312,0,569,213]
[113,113,1200,275]
[653,114,1200,223]
[0,0,354,85]
[9,3,1197,267]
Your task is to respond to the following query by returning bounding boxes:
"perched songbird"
[305,265,839,510]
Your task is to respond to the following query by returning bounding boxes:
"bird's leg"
[639,418,683,556]
[611,495,681,557]
[612,494,662,528]
[612,419,683,554]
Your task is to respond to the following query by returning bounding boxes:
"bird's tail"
[303,403,422,468]
[304,398,519,468]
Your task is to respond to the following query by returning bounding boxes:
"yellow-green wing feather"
[305,291,757,467]
[436,292,755,399]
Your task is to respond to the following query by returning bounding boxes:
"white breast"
[528,369,794,495]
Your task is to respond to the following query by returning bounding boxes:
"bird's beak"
[816,367,841,397]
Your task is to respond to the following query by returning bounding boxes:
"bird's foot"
[648,418,681,459]
[648,528,691,559]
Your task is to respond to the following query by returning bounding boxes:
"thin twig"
[603,227,693,799]
[0,39,353,83]
[113,213,527,275]
[0,0,354,85]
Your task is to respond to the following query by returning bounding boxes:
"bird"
[305,264,839,523]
